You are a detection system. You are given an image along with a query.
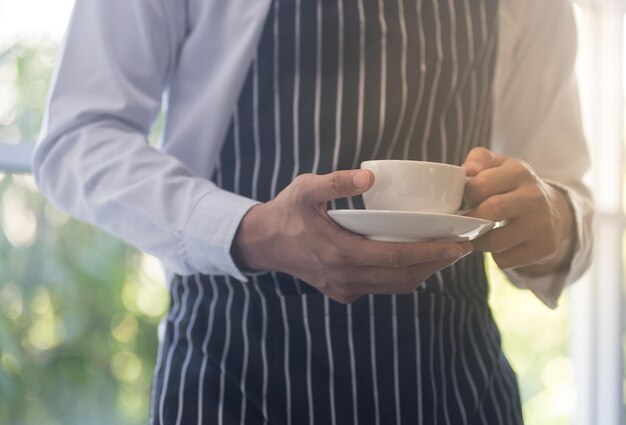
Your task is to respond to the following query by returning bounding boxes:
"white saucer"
[327,209,495,243]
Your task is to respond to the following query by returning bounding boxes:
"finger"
[464,192,528,223]
[322,290,362,305]
[472,219,527,254]
[464,159,534,206]
[333,235,474,268]
[297,170,374,205]
[336,257,464,295]
[491,242,541,270]
[462,147,506,177]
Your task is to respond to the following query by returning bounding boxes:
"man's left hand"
[462,147,575,276]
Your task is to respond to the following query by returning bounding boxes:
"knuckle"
[507,159,532,179]
[316,269,346,291]
[414,271,434,284]
[321,246,349,267]
[327,172,345,196]
[422,246,441,261]
[308,248,325,270]
[336,294,356,304]
[312,273,330,291]
[469,146,490,159]
[492,253,511,270]
[331,288,358,304]
[470,177,490,201]
[321,268,353,293]
[284,216,307,239]
[385,251,407,267]
[293,173,313,185]
[398,282,418,294]
[464,179,481,199]
[334,296,351,304]
[399,270,417,287]
[485,197,507,217]
[544,234,559,256]
[329,269,352,287]
[290,173,314,201]
[527,185,544,203]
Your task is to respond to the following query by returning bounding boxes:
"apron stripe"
[302,296,315,425]
[272,272,293,425]
[449,303,469,424]
[252,278,270,424]
[421,0,444,162]
[458,302,480,408]
[329,0,344,211]
[312,0,322,175]
[391,295,401,425]
[413,292,423,423]
[384,0,409,161]
[291,0,301,182]
[238,280,251,424]
[370,0,387,161]
[196,276,219,424]
[216,277,234,425]
[439,301,452,425]
[175,275,203,425]
[150,276,177,424]
[346,0,366,210]
[271,0,282,201]
[158,276,190,423]
[439,0,459,165]
[368,295,381,425]
[324,297,338,425]
[346,304,359,425]
[252,60,262,202]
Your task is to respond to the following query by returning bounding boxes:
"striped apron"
[151,0,524,423]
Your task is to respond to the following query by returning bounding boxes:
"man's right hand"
[232,169,473,304]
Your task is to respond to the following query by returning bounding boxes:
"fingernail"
[352,170,370,189]
[443,247,464,259]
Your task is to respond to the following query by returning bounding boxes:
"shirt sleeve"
[32,0,259,280]
[491,0,594,308]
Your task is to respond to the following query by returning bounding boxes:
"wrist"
[517,184,576,277]
[549,184,577,268]
[231,203,272,272]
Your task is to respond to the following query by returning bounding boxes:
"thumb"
[462,147,505,177]
[298,170,374,205]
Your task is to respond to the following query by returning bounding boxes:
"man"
[33,0,592,423]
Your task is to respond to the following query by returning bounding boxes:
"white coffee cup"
[360,160,466,214]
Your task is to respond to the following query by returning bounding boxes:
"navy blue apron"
[151,0,523,423]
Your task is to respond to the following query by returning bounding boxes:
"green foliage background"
[0,43,573,425]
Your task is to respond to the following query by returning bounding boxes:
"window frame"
[570,1,624,424]
[0,142,33,173]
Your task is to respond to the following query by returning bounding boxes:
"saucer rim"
[327,209,494,226]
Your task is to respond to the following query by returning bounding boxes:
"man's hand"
[462,147,575,276]
[232,169,473,304]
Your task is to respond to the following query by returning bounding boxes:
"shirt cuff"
[182,188,260,281]
[504,180,589,309]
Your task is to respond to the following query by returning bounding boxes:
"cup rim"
[361,160,463,171]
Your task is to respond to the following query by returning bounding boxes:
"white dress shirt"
[33,0,593,308]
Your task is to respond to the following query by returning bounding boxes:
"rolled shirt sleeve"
[491,0,594,308]
[32,0,260,280]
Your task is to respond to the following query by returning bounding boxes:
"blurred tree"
[0,44,168,425]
